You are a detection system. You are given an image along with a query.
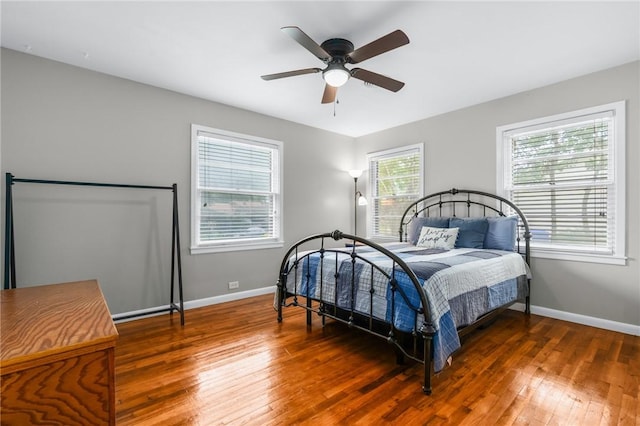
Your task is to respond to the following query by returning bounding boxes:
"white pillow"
[416,226,459,250]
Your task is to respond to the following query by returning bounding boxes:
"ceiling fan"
[261,26,410,104]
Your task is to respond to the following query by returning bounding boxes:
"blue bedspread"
[287,243,529,372]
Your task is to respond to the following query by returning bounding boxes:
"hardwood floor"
[114,294,639,425]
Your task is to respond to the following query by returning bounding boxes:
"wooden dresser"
[1,280,118,425]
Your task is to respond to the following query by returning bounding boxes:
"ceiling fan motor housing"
[320,38,354,63]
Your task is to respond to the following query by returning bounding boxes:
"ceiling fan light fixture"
[323,65,350,87]
[261,27,409,103]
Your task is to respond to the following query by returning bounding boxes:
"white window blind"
[191,125,283,253]
[498,101,625,264]
[367,144,423,239]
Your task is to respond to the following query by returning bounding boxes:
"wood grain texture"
[1,350,113,425]
[1,280,118,373]
[1,280,118,425]
[114,294,639,425]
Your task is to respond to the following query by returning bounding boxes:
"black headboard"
[399,188,531,264]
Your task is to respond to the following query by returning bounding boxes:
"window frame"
[190,124,284,254]
[366,143,424,240]
[496,101,626,265]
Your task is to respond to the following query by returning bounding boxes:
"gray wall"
[1,48,355,314]
[3,48,638,328]
[355,61,640,327]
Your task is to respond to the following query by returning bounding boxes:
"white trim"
[190,124,284,254]
[366,143,424,239]
[183,285,276,310]
[113,285,276,323]
[529,248,627,266]
[510,302,639,336]
[496,101,626,265]
[190,240,283,254]
[366,142,424,161]
[497,101,624,135]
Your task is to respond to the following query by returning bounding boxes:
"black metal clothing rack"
[3,173,185,325]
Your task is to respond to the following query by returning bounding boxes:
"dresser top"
[1,280,118,371]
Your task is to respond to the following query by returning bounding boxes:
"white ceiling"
[2,1,639,137]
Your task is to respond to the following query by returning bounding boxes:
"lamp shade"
[358,195,368,206]
[348,169,363,178]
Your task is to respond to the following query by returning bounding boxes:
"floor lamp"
[348,170,368,236]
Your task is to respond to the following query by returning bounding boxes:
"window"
[191,124,283,253]
[367,144,423,239]
[497,101,625,265]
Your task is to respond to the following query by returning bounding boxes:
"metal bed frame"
[276,188,531,394]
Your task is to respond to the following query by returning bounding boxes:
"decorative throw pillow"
[484,216,518,251]
[416,226,459,250]
[407,217,450,245]
[449,217,489,249]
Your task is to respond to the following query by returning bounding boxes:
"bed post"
[277,263,290,323]
[421,322,436,395]
[306,296,312,325]
[276,278,284,322]
[524,229,532,315]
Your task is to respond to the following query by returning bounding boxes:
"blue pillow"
[484,216,518,251]
[407,217,450,245]
[449,217,489,249]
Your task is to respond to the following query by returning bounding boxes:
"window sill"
[191,240,283,254]
[530,248,627,266]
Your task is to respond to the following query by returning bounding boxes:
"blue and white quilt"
[285,243,529,372]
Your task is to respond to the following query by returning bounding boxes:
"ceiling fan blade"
[321,84,337,104]
[347,30,409,64]
[350,68,405,92]
[261,68,322,81]
[281,26,332,62]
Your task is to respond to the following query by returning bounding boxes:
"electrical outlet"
[228,281,239,290]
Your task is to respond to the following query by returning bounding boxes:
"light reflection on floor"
[191,339,277,424]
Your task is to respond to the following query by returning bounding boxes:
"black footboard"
[276,189,532,395]
[276,230,437,394]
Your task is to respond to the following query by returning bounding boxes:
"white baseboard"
[510,302,640,336]
[113,286,276,323]
[183,285,276,310]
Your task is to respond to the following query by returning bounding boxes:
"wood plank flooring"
[114,294,639,425]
